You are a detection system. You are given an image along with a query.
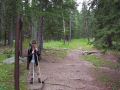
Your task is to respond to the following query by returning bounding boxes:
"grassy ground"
[81,55,120,69]
[0,63,14,90]
[43,49,67,59]
[0,48,27,90]
[44,39,93,50]
[98,74,120,90]
[2,39,120,89]
[0,47,13,90]
[81,55,120,90]
[0,63,27,90]
[19,64,28,90]
[23,39,93,50]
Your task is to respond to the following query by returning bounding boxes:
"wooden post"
[15,16,20,90]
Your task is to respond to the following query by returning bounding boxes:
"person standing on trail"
[27,40,41,84]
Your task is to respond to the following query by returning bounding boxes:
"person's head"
[31,40,37,49]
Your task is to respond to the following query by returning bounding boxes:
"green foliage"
[90,0,120,51]
[23,38,30,48]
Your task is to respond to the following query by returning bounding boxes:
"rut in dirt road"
[27,50,106,90]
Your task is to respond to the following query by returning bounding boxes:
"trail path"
[27,49,107,90]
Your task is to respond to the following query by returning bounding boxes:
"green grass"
[44,39,93,50]
[23,39,93,50]
[82,55,120,90]
[20,64,28,90]
[0,63,27,90]
[82,55,105,67]
[0,54,14,90]
[0,64,14,90]
[81,55,120,69]
[0,47,14,89]
[0,54,27,90]
[0,54,7,62]
[43,49,67,59]
[98,74,120,90]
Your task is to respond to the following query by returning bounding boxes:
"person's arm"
[35,48,40,56]
[28,48,33,57]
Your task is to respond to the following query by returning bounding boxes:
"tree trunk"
[4,31,7,46]
[69,13,72,41]
[107,35,112,48]
[1,0,5,45]
[31,18,35,40]
[8,20,13,47]
[31,17,37,40]
[0,19,1,42]
[19,17,23,56]
[86,17,90,43]
[62,14,66,44]
[38,16,45,58]
[8,31,13,47]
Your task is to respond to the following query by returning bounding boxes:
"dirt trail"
[27,50,107,90]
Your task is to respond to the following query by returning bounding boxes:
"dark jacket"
[27,48,40,66]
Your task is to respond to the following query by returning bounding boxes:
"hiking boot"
[27,66,29,70]
[38,78,41,83]
[38,78,44,84]
[27,60,29,70]
[30,78,33,84]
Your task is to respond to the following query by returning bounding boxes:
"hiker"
[27,40,41,84]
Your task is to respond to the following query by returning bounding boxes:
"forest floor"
[1,39,120,90]
[27,48,120,90]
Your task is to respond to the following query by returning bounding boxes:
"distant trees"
[74,1,93,40]
[1,0,120,51]
[90,0,120,51]
[0,0,17,47]
[0,0,77,47]
[73,0,120,51]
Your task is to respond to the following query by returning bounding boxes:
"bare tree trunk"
[8,19,13,47]
[0,3,1,42]
[31,17,35,40]
[31,17,38,40]
[8,30,13,47]
[106,35,112,48]
[85,17,90,43]
[0,19,1,42]
[1,0,5,45]
[19,17,23,56]
[83,14,90,43]
[62,14,66,44]
[38,16,45,58]
[69,13,72,41]
[4,31,7,46]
